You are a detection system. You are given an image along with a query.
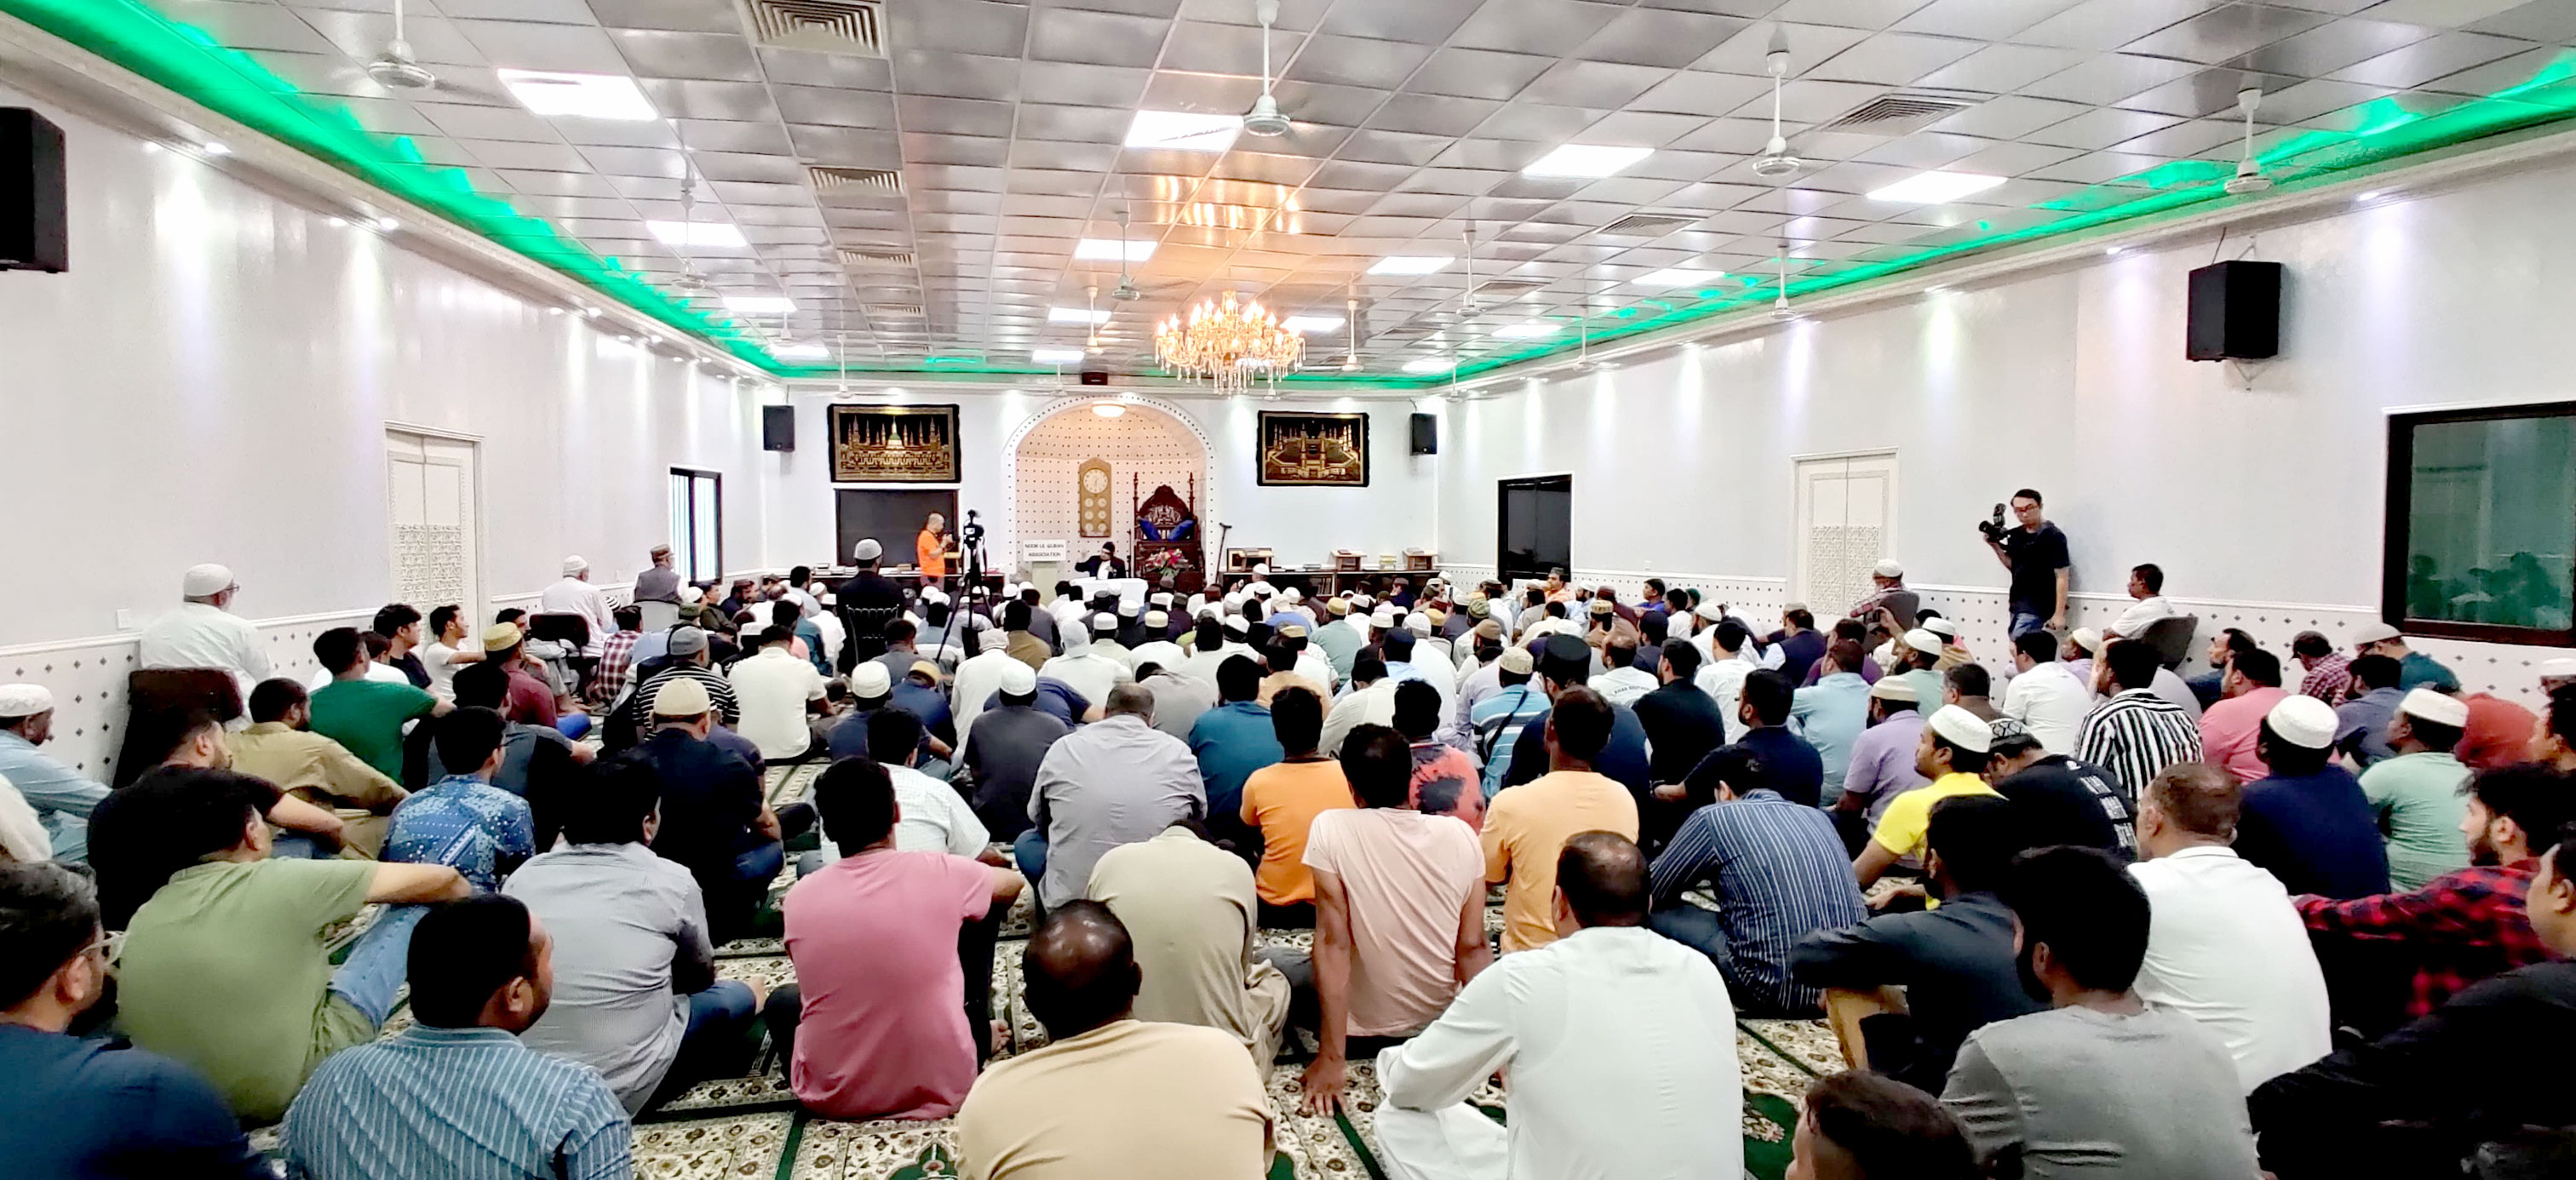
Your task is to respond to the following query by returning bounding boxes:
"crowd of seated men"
[6,519,2576,1180]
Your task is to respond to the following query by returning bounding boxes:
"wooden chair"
[2137,614,2200,669]
[1822,986,1909,1071]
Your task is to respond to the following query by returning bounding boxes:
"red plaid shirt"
[589,629,642,706]
[2297,861,2548,1017]
[2298,652,2352,706]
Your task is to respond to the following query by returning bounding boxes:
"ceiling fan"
[1751,28,1803,180]
[1111,204,1145,302]
[2223,87,2273,195]
[365,0,436,89]
[1242,0,1292,138]
[670,134,713,300]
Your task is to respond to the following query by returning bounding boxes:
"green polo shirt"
[307,679,438,779]
[2359,750,2472,891]
[116,857,377,1122]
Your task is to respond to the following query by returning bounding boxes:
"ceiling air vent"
[808,165,902,195]
[1824,94,1977,135]
[1470,279,1545,297]
[865,303,924,317]
[745,0,886,57]
[836,248,914,269]
[1596,213,1700,238]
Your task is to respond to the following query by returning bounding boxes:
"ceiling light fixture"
[1124,109,1242,152]
[365,0,437,89]
[373,216,399,232]
[647,220,746,248]
[200,141,231,157]
[2356,188,2384,203]
[723,295,796,314]
[1280,315,1344,334]
[1093,402,1127,417]
[1156,291,1303,396]
[1075,238,1156,261]
[2104,245,2126,256]
[2224,88,2273,196]
[1867,170,2005,204]
[774,343,830,360]
[1242,0,1292,137]
[1049,306,1110,324]
[1635,267,1724,288]
[1403,358,1452,374]
[1522,144,1651,179]
[1752,31,1803,180]
[1493,321,1558,339]
[1369,255,1454,276]
[497,69,659,121]
[1034,347,1086,364]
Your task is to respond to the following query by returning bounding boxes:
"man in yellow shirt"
[1482,686,1639,952]
[1855,705,2001,891]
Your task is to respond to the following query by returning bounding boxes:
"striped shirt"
[2075,690,2204,797]
[282,1026,631,1180]
[1647,789,1868,1015]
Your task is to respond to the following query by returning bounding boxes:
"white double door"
[386,430,482,621]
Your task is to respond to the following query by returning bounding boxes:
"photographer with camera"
[1982,490,2069,640]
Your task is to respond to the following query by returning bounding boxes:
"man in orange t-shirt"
[1483,685,1640,952]
[1239,686,1355,929]
[915,513,951,580]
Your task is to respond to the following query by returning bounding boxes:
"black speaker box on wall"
[761,405,795,452]
[2185,260,2282,361]
[1079,370,1110,386]
[0,109,68,273]
[1409,412,1438,455]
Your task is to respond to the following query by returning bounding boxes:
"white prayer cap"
[561,555,589,576]
[652,677,711,717]
[2400,687,2470,729]
[1145,610,1169,627]
[1872,558,1904,579]
[1868,677,1917,703]
[1351,594,1373,610]
[0,684,55,718]
[1281,587,1303,604]
[1093,612,1118,632]
[819,593,838,607]
[2351,622,2403,646]
[979,630,1012,652]
[1150,592,1173,607]
[1248,581,1276,597]
[1925,705,1993,754]
[998,662,1038,696]
[1223,592,1245,610]
[1371,607,1399,628]
[1223,615,1250,635]
[1903,628,1942,654]
[1253,563,1270,576]
[2540,658,2576,685]
[1695,601,1726,623]
[2265,696,2338,749]
[1186,593,1208,614]
[181,563,237,598]
[1117,599,1140,617]
[1921,616,1958,640]
[2069,627,2104,655]
[852,538,883,561]
[1499,648,1535,675]
[849,662,892,697]
[921,587,950,606]
[1405,611,1431,634]
[679,586,704,605]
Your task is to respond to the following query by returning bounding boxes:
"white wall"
[1437,160,2576,702]
[0,81,771,773]
[760,390,1444,574]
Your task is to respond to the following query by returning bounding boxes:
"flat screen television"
[1499,475,1571,584]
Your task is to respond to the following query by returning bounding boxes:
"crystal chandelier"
[1155,291,1304,396]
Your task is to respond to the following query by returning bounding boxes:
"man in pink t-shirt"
[2199,649,2292,782]
[770,760,1021,1120]
[1295,725,1491,1116]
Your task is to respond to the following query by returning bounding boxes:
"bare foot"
[738,973,772,1007]
[990,1019,1008,1054]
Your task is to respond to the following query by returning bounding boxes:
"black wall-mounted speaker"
[1079,370,1109,386]
[0,109,68,273]
[2185,260,2282,361]
[761,405,795,452]
[1410,412,1438,455]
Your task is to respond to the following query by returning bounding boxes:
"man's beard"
[2467,827,2500,867]
[2015,940,2051,1005]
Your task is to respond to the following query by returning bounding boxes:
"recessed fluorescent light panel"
[647,221,748,248]
[496,69,659,121]
[1521,144,1651,178]
[1048,306,1111,324]
[1073,238,1156,262]
[1866,170,2005,204]
[1032,348,1087,363]
[723,295,796,314]
[1368,255,1454,276]
[1634,268,1724,288]
[1492,322,1558,338]
[1280,315,1345,334]
[773,344,830,359]
[1403,358,1453,374]
[1124,110,1242,152]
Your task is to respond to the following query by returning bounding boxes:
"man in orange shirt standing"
[1483,686,1641,952]
[916,513,952,589]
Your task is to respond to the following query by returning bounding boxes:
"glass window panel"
[692,476,721,582]
[2399,411,2575,633]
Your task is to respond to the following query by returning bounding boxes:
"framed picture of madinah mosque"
[1257,410,1369,487]
[829,404,961,484]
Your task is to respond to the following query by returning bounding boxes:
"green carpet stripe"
[772,1108,811,1180]
[1330,1108,1389,1180]
[1737,1021,1826,1080]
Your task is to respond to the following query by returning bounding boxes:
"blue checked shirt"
[1648,788,1869,1015]
[282,1026,631,1180]
[384,776,536,892]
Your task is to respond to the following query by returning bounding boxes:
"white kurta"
[537,576,617,653]
[136,601,272,695]
[2126,845,2333,1092]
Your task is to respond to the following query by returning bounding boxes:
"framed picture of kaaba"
[1257,411,1369,487]
[829,404,961,484]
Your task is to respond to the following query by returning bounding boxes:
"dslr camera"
[1976,502,2010,543]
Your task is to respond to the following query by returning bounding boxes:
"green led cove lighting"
[9,0,2576,387]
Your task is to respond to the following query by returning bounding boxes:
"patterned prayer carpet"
[318,762,1828,1178]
